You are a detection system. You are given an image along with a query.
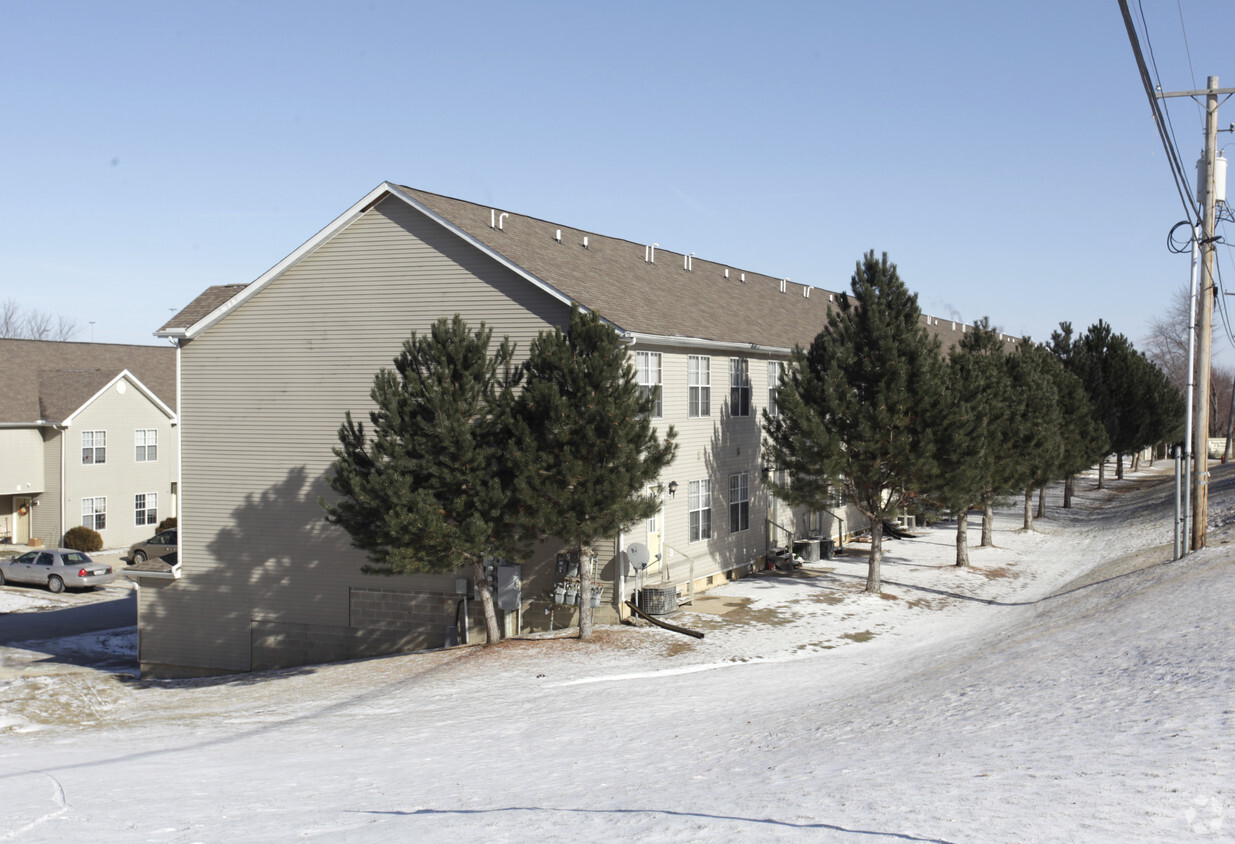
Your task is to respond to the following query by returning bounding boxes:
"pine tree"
[1005,339,1063,530]
[763,251,943,593]
[321,315,521,644]
[949,319,1014,547]
[926,318,1003,566]
[511,306,677,639]
[1048,360,1108,509]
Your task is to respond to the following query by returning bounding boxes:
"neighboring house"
[142,182,982,678]
[0,340,178,552]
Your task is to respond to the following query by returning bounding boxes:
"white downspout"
[616,529,625,618]
[59,428,66,543]
[176,342,183,561]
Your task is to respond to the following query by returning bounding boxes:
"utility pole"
[1192,76,1219,550]
[1158,76,1233,550]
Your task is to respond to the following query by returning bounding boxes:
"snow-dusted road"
[1,464,1231,842]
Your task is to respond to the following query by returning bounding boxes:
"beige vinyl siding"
[149,197,572,675]
[32,429,61,544]
[625,344,867,586]
[0,429,44,494]
[625,344,770,586]
[60,378,177,548]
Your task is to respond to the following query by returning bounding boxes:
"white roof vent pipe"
[684,253,694,271]
[645,243,658,263]
[555,229,562,243]
[740,272,745,282]
[803,285,810,298]
[779,278,786,293]
[490,209,496,228]
[583,236,589,249]
[498,212,508,231]
[724,268,729,279]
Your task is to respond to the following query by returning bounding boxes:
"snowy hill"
[1,463,1232,841]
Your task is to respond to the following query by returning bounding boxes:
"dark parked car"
[126,529,177,564]
[0,549,115,592]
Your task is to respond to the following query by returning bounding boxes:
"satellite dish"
[626,542,651,571]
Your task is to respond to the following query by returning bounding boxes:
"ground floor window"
[689,479,711,543]
[135,493,158,526]
[82,497,106,530]
[729,472,749,533]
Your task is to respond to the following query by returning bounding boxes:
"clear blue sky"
[4,1,1235,352]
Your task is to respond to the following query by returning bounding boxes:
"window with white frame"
[730,358,751,416]
[729,472,749,533]
[688,355,710,417]
[135,429,158,462]
[636,351,662,418]
[688,479,711,543]
[81,497,106,530]
[646,484,659,534]
[767,361,785,417]
[828,477,846,507]
[135,493,158,526]
[81,431,106,465]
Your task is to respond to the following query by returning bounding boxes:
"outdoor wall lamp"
[667,481,678,498]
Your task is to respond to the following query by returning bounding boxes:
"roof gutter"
[124,563,182,582]
[0,421,68,429]
[626,332,793,356]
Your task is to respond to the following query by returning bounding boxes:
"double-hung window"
[82,497,106,530]
[767,361,785,417]
[730,358,751,416]
[82,431,106,465]
[729,472,749,533]
[636,351,662,418]
[688,355,711,418]
[135,429,158,462]
[135,493,158,526]
[688,479,711,543]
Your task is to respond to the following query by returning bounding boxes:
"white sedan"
[0,548,115,593]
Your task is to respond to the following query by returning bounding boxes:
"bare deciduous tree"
[0,298,81,341]
[1142,285,1231,432]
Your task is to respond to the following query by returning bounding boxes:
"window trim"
[135,492,158,526]
[767,360,785,418]
[688,355,711,418]
[729,472,749,533]
[81,496,107,531]
[730,358,751,417]
[688,479,712,543]
[135,428,158,463]
[81,430,107,465]
[636,351,663,419]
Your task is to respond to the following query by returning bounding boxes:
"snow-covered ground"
[1,463,1231,842]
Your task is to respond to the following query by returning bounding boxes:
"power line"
[1171,0,1203,118]
[1137,0,1196,186]
[1119,1,1201,226]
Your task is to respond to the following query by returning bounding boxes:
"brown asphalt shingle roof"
[397,186,841,350]
[163,184,1003,352]
[0,339,175,425]
[158,284,248,334]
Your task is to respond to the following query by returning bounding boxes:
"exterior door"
[645,485,663,578]
[14,497,31,545]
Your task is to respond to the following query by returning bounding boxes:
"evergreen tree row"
[321,308,677,643]
[764,251,1184,588]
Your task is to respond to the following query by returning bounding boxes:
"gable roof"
[0,339,176,426]
[160,182,1000,351]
